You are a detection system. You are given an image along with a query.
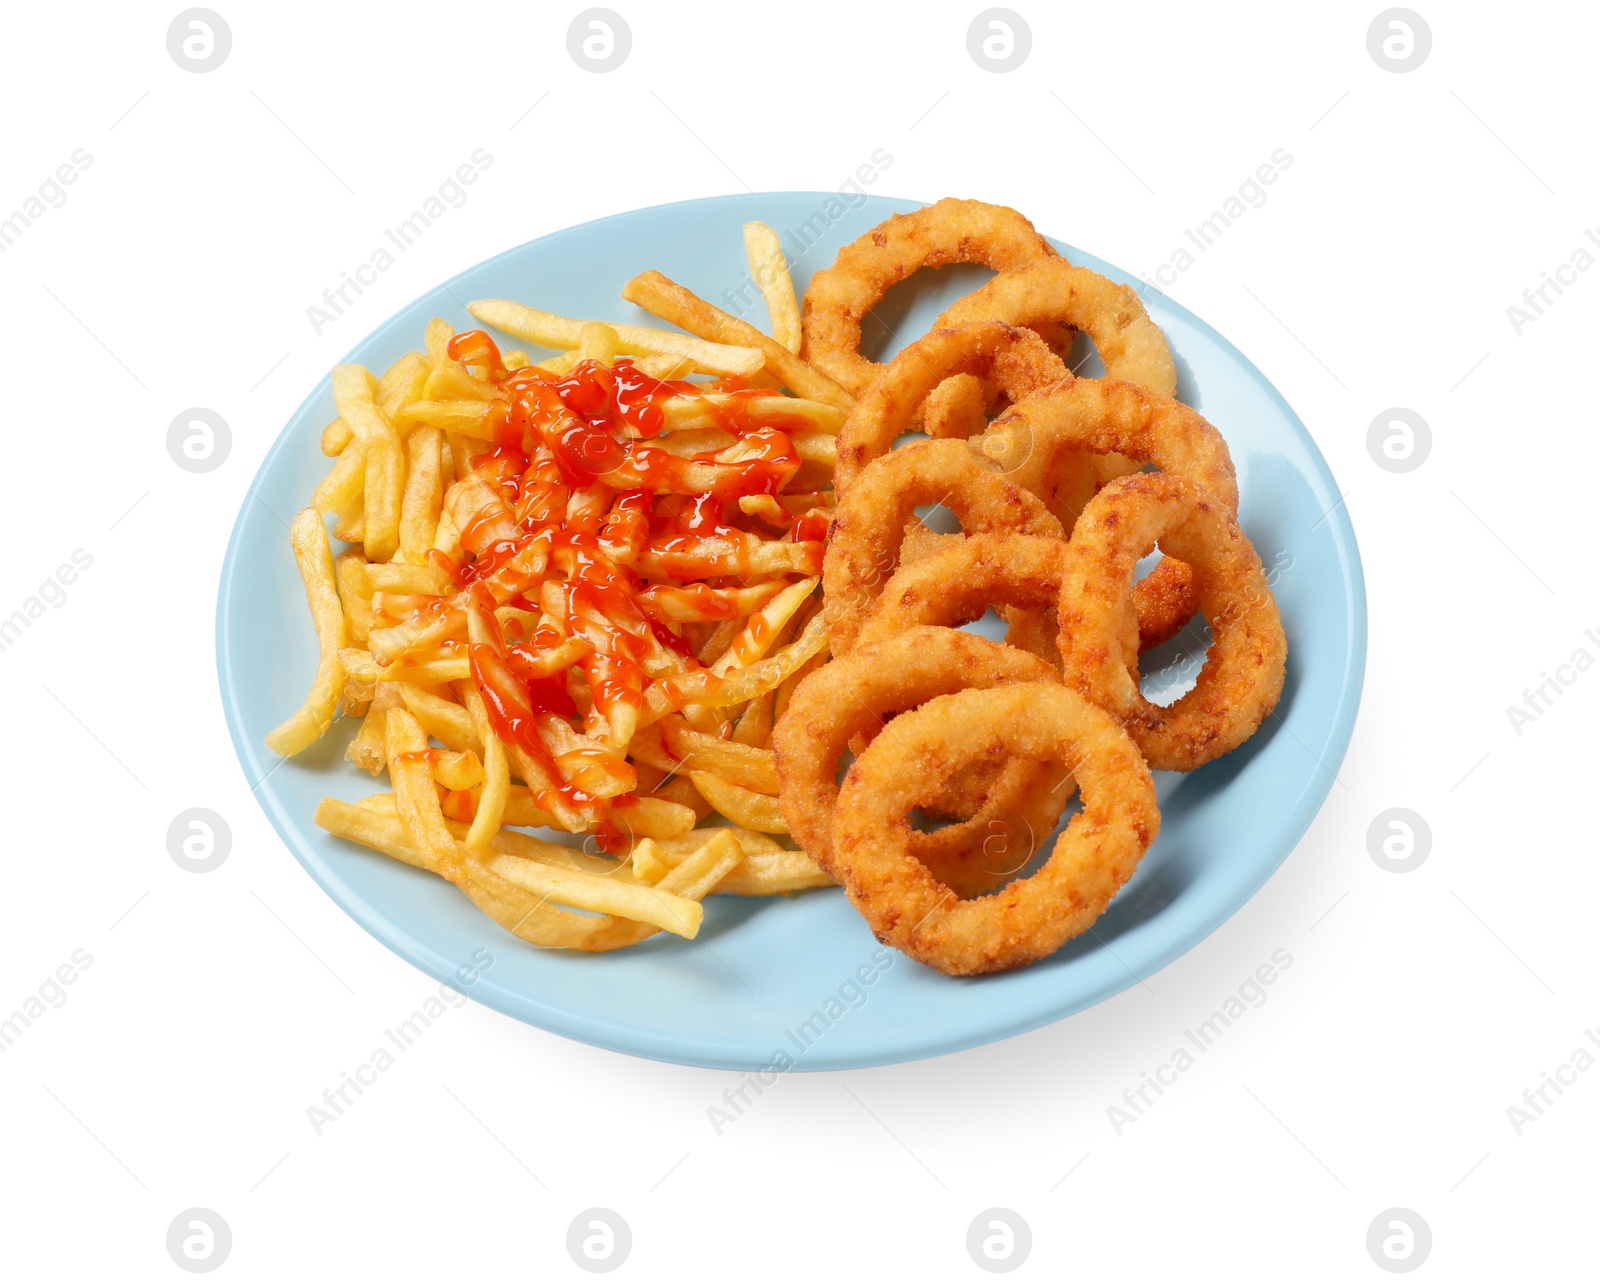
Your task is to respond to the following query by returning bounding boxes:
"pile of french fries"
[267,223,857,952]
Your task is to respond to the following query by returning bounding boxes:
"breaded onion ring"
[830,683,1160,975]
[976,378,1238,507]
[856,532,1144,672]
[1059,474,1286,772]
[942,257,1177,494]
[833,321,1070,498]
[937,257,1177,400]
[975,378,1235,641]
[822,438,1062,655]
[802,199,1065,397]
[773,628,1071,900]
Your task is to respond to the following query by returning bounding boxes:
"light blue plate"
[218,194,1365,1071]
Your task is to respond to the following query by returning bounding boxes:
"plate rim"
[216,191,1367,1071]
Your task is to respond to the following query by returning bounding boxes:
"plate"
[218,193,1365,1071]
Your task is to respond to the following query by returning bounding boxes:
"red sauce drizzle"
[427,329,817,842]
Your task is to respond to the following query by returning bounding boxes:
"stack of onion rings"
[769,197,1288,977]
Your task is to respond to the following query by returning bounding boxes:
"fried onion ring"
[774,628,1071,899]
[822,438,1062,655]
[856,532,1144,672]
[1059,473,1286,772]
[942,257,1178,495]
[937,257,1177,400]
[974,378,1235,641]
[830,683,1159,975]
[833,321,1071,497]
[802,199,1065,397]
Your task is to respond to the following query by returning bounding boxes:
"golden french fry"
[732,692,773,748]
[634,761,713,823]
[620,270,853,411]
[648,428,737,458]
[462,687,509,851]
[422,360,498,402]
[365,562,452,594]
[322,417,353,456]
[398,427,443,560]
[635,581,784,624]
[265,508,347,756]
[347,707,388,774]
[653,828,832,895]
[489,852,704,938]
[332,364,406,562]
[711,577,818,677]
[657,393,844,435]
[376,353,429,418]
[688,771,788,834]
[331,498,365,544]
[332,551,374,643]
[341,648,471,687]
[535,349,580,374]
[634,352,698,379]
[541,350,695,379]
[646,828,745,900]
[660,716,779,793]
[394,400,496,435]
[394,683,478,751]
[317,798,740,951]
[312,442,365,517]
[791,430,837,468]
[468,299,766,378]
[347,684,399,775]
[633,532,818,581]
[319,795,434,871]
[387,708,460,863]
[496,790,690,839]
[578,321,620,365]
[736,495,790,529]
[428,749,484,791]
[630,838,671,884]
[695,617,744,666]
[425,318,454,364]
[743,221,802,354]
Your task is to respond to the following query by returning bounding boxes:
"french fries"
[490,852,707,938]
[265,508,347,756]
[621,269,855,412]
[659,716,780,793]
[270,225,845,954]
[466,298,767,378]
[332,364,406,563]
[689,772,790,835]
[744,221,802,354]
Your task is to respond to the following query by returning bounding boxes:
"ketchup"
[433,329,818,840]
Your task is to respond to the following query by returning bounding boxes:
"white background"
[2,1,1594,1277]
